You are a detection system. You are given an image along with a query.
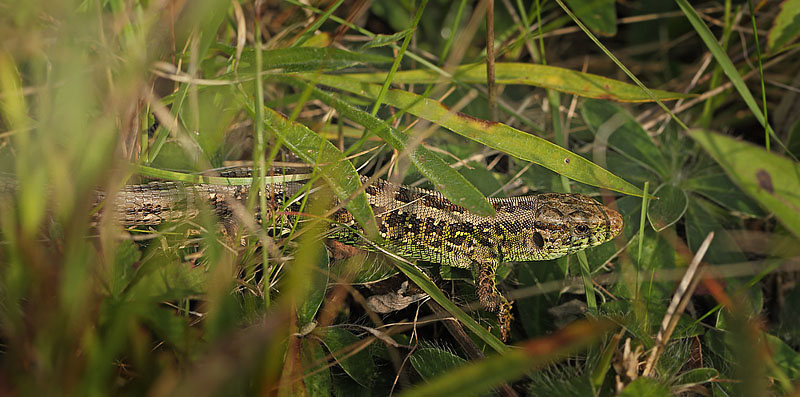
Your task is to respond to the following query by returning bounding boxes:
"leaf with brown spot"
[690,129,800,239]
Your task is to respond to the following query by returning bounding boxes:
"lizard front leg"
[473,258,513,341]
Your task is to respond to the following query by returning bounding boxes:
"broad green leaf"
[516,260,562,337]
[301,339,332,396]
[292,78,495,216]
[409,347,467,381]
[604,152,657,188]
[296,244,330,326]
[262,107,378,237]
[647,184,688,232]
[303,74,643,197]
[301,31,333,48]
[767,332,800,381]
[689,129,800,239]
[181,86,238,166]
[565,0,617,36]
[397,319,616,397]
[320,328,375,388]
[343,63,691,102]
[391,259,507,353]
[673,368,719,390]
[110,239,140,298]
[684,196,746,265]
[619,377,670,397]
[331,371,370,397]
[439,264,476,282]
[147,142,197,172]
[137,305,191,352]
[128,260,209,301]
[581,99,669,177]
[768,0,800,52]
[683,171,764,217]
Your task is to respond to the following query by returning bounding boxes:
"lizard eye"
[575,224,589,234]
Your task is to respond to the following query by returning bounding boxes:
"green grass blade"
[554,0,688,131]
[391,259,508,353]
[590,331,622,390]
[577,251,596,309]
[676,0,796,159]
[260,107,379,238]
[303,74,643,196]
[344,63,691,102]
[747,0,769,151]
[289,0,345,48]
[134,164,311,185]
[213,45,394,72]
[369,0,428,116]
[290,78,495,216]
[637,181,650,264]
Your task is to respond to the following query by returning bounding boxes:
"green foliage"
[768,0,800,52]
[1,0,799,395]
[564,0,617,36]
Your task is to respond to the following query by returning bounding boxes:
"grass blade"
[260,107,378,238]
[344,63,691,102]
[303,74,643,196]
[676,0,796,160]
[391,259,508,353]
[289,78,495,216]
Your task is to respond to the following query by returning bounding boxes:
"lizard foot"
[475,263,514,341]
[498,300,514,342]
[476,265,501,311]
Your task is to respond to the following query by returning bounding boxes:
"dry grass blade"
[642,231,715,377]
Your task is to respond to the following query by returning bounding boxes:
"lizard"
[106,169,624,340]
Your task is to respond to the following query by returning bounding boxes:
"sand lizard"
[107,170,624,339]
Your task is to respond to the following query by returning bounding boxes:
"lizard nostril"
[605,208,623,237]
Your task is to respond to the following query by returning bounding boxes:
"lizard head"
[503,193,623,261]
